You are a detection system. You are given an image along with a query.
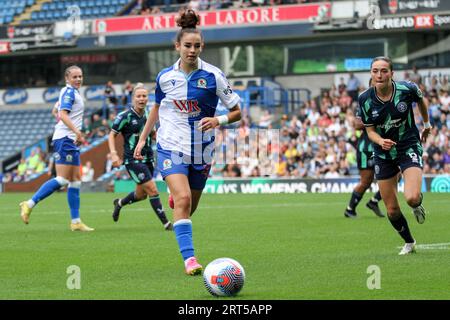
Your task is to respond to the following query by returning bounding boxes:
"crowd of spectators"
[209,71,449,179]
[2,71,448,184]
[131,0,318,15]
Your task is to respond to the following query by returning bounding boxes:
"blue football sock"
[31,176,68,204]
[173,219,194,261]
[67,181,81,221]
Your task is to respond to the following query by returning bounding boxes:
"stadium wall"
[3,137,123,192]
[114,176,449,194]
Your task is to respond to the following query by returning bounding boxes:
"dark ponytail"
[175,9,202,43]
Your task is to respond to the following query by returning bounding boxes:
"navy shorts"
[52,137,80,166]
[374,145,423,180]
[157,147,211,190]
[357,150,375,170]
[125,162,154,185]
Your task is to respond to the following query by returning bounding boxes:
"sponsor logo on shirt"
[173,99,201,116]
[378,118,405,131]
[223,85,233,96]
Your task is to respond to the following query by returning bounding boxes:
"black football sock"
[388,213,415,243]
[412,193,423,208]
[347,191,362,211]
[149,195,169,225]
[120,192,140,206]
[371,191,382,203]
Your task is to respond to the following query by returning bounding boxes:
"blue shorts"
[125,162,154,185]
[52,137,80,166]
[374,145,423,180]
[157,147,211,190]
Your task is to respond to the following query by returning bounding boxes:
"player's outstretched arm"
[59,110,85,146]
[134,104,159,159]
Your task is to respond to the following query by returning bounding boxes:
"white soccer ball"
[203,258,245,297]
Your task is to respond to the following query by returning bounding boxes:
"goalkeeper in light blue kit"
[20,66,94,232]
[134,9,242,275]
[359,56,431,255]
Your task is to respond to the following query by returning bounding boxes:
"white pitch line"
[0,201,347,216]
[397,242,450,250]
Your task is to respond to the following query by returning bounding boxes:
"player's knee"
[405,192,421,207]
[175,193,191,209]
[136,194,147,201]
[68,181,81,189]
[55,176,69,187]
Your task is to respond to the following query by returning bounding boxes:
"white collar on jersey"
[173,57,204,72]
[65,84,79,92]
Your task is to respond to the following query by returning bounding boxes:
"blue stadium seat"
[84,7,92,16]
[45,11,54,20]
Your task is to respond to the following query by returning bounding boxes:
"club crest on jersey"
[66,154,73,163]
[138,173,145,181]
[163,159,172,170]
[396,102,408,113]
[197,78,207,88]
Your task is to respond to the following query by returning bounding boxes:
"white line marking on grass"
[2,201,347,216]
[397,242,450,250]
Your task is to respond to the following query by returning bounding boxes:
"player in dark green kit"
[344,111,385,218]
[360,57,431,255]
[108,83,172,230]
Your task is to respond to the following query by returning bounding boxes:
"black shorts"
[374,145,423,180]
[357,150,375,170]
[125,162,154,185]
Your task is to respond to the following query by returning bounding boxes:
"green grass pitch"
[0,192,449,300]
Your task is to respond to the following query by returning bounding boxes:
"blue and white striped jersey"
[52,84,84,141]
[155,58,240,157]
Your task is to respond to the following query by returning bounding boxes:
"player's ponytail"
[175,9,202,43]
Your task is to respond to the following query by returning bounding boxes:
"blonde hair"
[64,65,81,78]
[132,82,147,98]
